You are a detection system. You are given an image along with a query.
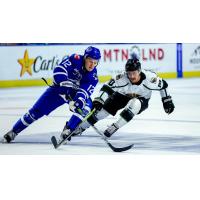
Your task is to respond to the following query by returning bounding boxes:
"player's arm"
[69,76,98,113]
[159,80,175,114]
[92,78,117,111]
[144,70,175,114]
[53,55,78,92]
[154,75,175,114]
[144,71,168,91]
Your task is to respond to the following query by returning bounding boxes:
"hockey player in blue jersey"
[3,46,101,143]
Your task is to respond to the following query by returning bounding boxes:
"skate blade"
[1,137,7,143]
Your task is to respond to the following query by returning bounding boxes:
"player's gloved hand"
[55,80,79,96]
[69,98,85,113]
[93,97,104,111]
[162,96,175,114]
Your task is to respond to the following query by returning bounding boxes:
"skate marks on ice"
[0,131,129,155]
[113,132,200,154]
[1,131,200,154]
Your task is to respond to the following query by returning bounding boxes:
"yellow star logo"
[18,50,35,77]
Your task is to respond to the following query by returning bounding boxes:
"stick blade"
[107,142,134,152]
[51,136,58,149]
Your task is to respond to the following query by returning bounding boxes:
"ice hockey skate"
[104,123,119,138]
[2,130,17,143]
[60,128,72,142]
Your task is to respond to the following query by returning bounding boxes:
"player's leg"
[72,91,131,136]
[104,97,149,137]
[60,108,110,142]
[80,107,110,130]
[60,98,93,141]
[3,87,65,143]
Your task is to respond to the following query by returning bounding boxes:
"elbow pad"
[161,79,168,90]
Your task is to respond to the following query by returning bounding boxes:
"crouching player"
[72,57,175,138]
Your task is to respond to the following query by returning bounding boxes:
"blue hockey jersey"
[10,52,100,136]
[53,54,98,103]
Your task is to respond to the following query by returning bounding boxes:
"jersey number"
[87,85,95,95]
[61,59,72,67]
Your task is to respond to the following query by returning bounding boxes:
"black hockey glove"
[93,97,104,111]
[162,96,175,114]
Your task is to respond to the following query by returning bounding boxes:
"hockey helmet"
[130,52,140,60]
[84,46,101,60]
[125,58,141,72]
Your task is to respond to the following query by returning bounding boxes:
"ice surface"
[0,78,200,154]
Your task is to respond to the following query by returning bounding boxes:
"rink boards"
[0,43,200,88]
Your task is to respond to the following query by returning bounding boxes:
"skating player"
[3,46,101,143]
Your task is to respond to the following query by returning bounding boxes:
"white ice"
[0,78,200,154]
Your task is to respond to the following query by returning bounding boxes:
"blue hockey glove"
[69,98,85,113]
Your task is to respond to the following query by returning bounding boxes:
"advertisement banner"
[182,43,200,77]
[0,43,177,87]
[99,43,177,76]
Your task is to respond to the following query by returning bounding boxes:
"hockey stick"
[88,122,134,152]
[52,101,134,152]
[51,109,96,149]
[73,105,134,152]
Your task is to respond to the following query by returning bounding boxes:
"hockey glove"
[69,98,85,113]
[162,96,175,114]
[93,97,104,111]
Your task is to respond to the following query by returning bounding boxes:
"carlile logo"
[18,50,67,77]
[18,50,35,77]
[103,45,165,62]
[190,46,200,64]
[33,55,62,73]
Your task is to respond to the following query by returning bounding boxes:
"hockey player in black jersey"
[72,56,175,138]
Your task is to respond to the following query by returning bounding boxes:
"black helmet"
[125,58,141,72]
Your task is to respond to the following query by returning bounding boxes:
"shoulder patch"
[150,77,157,83]
[93,73,98,81]
[116,74,123,80]
[74,54,80,60]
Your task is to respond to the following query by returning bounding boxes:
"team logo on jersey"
[18,50,35,77]
[116,74,123,80]
[93,73,98,80]
[126,93,140,98]
[73,69,82,81]
[150,77,157,83]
